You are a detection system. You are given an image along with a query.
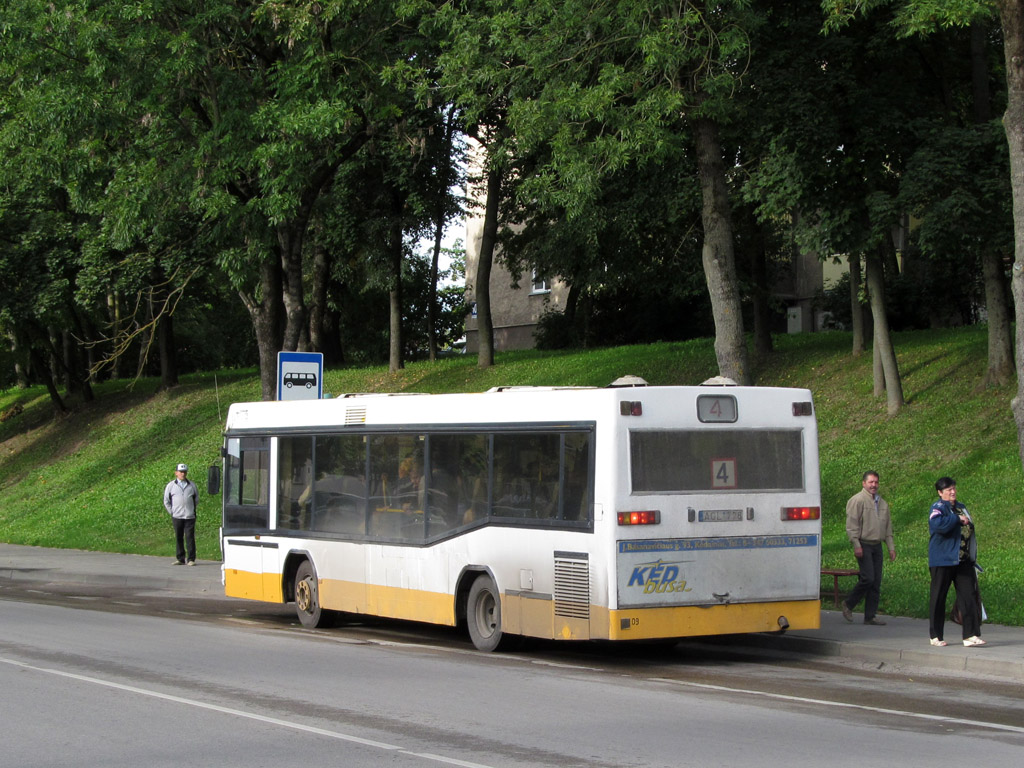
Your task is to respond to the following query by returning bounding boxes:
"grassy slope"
[2,327,1021,624]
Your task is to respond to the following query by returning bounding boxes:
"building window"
[531,271,550,294]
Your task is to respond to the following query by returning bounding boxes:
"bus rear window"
[630,429,804,492]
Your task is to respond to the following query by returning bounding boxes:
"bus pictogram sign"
[277,352,323,401]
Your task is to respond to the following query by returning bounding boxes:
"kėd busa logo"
[627,559,692,594]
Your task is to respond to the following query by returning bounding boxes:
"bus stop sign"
[277,351,323,401]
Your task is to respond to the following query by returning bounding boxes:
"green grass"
[2,327,1022,625]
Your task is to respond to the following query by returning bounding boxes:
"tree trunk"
[323,306,345,366]
[971,19,1013,389]
[74,309,97,383]
[62,329,73,392]
[428,105,459,362]
[71,329,95,403]
[157,308,179,389]
[475,162,501,369]
[564,282,581,346]
[28,343,66,415]
[693,117,751,384]
[981,249,1014,388]
[50,327,65,393]
[427,209,445,362]
[749,221,773,359]
[7,331,29,388]
[998,0,1024,471]
[881,240,901,277]
[279,225,308,353]
[107,290,123,380]
[309,240,329,355]
[388,188,405,373]
[243,256,286,401]
[865,250,904,415]
[59,324,93,404]
[849,254,865,356]
[872,339,884,397]
[136,299,153,379]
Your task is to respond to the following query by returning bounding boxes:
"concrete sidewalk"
[0,542,222,596]
[739,605,1024,683]
[2,543,1021,681]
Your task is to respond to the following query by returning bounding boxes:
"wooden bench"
[821,568,859,608]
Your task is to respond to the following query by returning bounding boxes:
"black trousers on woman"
[928,560,980,641]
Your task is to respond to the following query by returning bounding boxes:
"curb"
[723,629,1024,683]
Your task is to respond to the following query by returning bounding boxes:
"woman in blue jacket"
[928,477,985,647]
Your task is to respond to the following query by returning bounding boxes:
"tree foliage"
[1,0,1018,449]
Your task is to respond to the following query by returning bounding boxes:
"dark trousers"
[845,541,883,620]
[172,517,196,563]
[929,561,980,641]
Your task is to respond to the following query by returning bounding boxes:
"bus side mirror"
[207,465,221,496]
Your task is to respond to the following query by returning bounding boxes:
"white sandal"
[963,636,987,647]
[929,638,947,647]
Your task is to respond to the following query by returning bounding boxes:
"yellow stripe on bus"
[225,568,818,642]
[224,569,455,625]
[603,599,821,640]
[325,578,455,626]
[224,568,285,603]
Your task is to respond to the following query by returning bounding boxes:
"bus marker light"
[617,510,660,526]
[781,506,820,521]
[792,401,813,416]
[619,401,643,416]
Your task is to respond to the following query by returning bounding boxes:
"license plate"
[699,509,742,522]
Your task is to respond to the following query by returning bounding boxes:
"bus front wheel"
[466,575,510,652]
[294,560,332,629]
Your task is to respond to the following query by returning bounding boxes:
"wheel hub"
[296,579,313,613]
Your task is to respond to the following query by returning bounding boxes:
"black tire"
[294,560,333,629]
[466,574,514,652]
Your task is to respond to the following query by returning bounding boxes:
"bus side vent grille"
[554,556,590,620]
[345,408,366,425]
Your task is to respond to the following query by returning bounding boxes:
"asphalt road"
[3,581,1024,767]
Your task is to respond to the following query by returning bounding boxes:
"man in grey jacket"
[163,463,198,565]
[842,471,896,625]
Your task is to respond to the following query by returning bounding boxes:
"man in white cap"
[163,463,198,565]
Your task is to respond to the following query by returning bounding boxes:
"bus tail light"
[792,401,813,416]
[781,506,820,521]
[619,401,643,416]
[617,510,661,526]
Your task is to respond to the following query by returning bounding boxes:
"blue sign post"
[276,352,324,401]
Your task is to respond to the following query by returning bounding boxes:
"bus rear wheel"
[294,560,333,629]
[466,575,513,652]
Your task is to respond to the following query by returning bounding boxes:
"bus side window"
[369,434,425,541]
[492,433,559,520]
[277,436,313,531]
[428,434,488,534]
[561,432,592,521]
[314,434,367,535]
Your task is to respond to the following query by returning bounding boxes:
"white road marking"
[647,676,1024,735]
[1,656,497,768]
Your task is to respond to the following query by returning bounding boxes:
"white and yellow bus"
[215,377,821,651]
